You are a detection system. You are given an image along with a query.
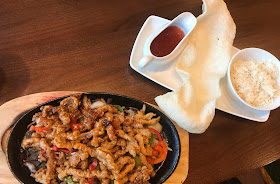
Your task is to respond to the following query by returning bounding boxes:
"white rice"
[230,59,280,107]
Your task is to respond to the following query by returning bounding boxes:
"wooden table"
[1,0,280,183]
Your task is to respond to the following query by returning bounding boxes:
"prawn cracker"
[155,0,236,133]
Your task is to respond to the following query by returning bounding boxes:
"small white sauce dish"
[137,12,197,69]
[227,48,280,111]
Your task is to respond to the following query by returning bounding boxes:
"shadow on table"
[0,53,30,101]
[219,177,241,184]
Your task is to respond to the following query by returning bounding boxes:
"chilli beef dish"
[21,94,168,184]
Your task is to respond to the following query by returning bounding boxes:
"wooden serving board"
[0,91,189,184]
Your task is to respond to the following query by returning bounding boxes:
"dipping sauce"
[150,26,185,57]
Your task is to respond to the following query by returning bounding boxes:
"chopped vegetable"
[114,105,124,112]
[70,123,80,131]
[29,126,36,131]
[51,145,72,154]
[147,127,162,141]
[133,155,143,168]
[59,148,71,154]
[89,160,98,170]
[88,157,101,170]
[95,160,100,171]
[65,153,71,158]
[152,144,163,156]
[152,149,158,156]
[148,122,163,133]
[64,176,79,184]
[70,118,80,131]
[110,180,114,184]
[149,133,154,145]
[147,141,167,164]
[41,150,46,156]
[36,127,48,132]
[51,145,58,151]
[146,127,167,164]
[90,101,106,109]
[40,117,46,121]
[29,126,48,133]
[87,178,94,184]
[154,144,163,152]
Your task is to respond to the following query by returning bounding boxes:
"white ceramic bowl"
[227,48,280,111]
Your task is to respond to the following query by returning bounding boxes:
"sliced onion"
[90,101,106,109]
[148,122,162,133]
[24,162,36,173]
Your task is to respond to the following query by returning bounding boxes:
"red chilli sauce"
[150,26,185,57]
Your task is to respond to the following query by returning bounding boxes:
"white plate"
[129,15,270,122]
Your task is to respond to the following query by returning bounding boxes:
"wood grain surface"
[0,0,280,183]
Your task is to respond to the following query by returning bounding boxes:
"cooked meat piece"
[60,95,80,112]
[115,130,140,157]
[135,133,153,156]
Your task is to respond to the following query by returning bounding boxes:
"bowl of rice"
[227,48,280,111]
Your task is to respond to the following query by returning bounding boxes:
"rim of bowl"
[227,47,280,111]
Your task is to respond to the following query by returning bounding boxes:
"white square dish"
[129,15,270,122]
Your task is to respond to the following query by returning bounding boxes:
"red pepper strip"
[58,148,71,154]
[70,123,80,131]
[147,141,167,164]
[89,160,98,170]
[154,145,163,152]
[51,145,72,154]
[152,144,163,156]
[29,126,36,131]
[40,117,46,121]
[146,127,162,141]
[51,145,58,151]
[41,150,46,156]
[29,126,48,132]
[70,118,80,131]
[87,178,94,184]
[36,127,48,132]
[152,149,158,156]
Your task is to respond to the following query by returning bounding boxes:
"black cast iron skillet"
[6,92,180,184]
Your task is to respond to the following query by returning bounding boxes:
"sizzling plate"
[6,92,180,184]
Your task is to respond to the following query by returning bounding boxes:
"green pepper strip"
[133,155,143,168]
[147,127,162,141]
[64,176,79,184]
[114,105,124,112]
[149,133,154,145]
